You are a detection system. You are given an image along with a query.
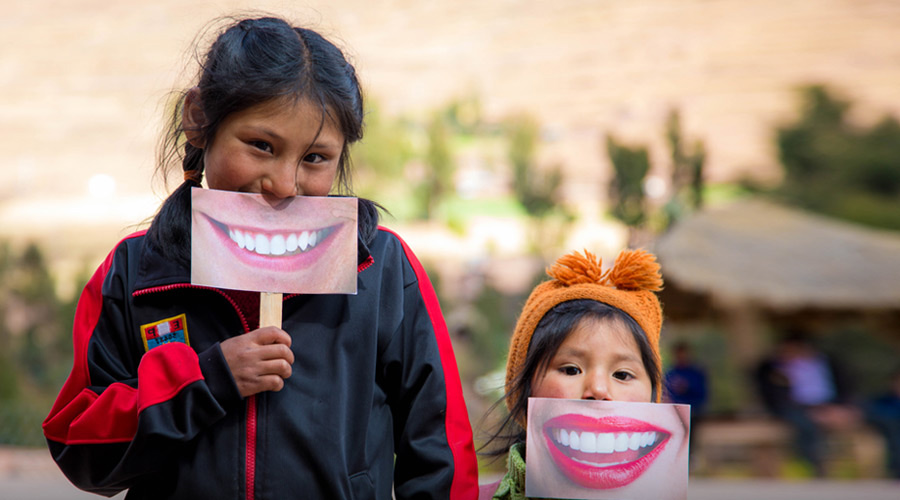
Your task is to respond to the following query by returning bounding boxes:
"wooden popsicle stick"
[259,292,283,328]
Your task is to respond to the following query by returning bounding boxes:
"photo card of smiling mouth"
[526,398,690,500]
[190,188,359,302]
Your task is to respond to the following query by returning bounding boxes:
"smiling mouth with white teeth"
[207,217,336,257]
[550,428,664,467]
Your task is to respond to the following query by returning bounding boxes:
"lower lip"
[542,414,670,490]
[202,213,343,273]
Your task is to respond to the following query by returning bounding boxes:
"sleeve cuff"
[197,343,243,408]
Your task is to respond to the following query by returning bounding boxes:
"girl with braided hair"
[43,15,477,499]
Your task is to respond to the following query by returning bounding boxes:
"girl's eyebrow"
[556,346,588,358]
[611,352,643,364]
[557,346,642,363]
[246,125,342,150]
[311,140,342,151]
[245,125,283,140]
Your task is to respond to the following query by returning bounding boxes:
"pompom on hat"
[505,249,665,417]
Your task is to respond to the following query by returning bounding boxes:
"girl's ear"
[182,87,207,148]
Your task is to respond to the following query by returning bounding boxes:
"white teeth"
[597,432,615,453]
[628,433,641,451]
[580,432,597,453]
[270,234,286,256]
[255,234,270,255]
[231,229,245,249]
[226,226,331,257]
[614,433,629,452]
[298,231,310,251]
[285,233,298,252]
[554,429,659,454]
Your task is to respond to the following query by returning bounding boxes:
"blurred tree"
[664,109,707,225]
[606,134,651,228]
[606,111,708,242]
[0,242,16,401]
[350,100,415,203]
[441,93,484,135]
[0,240,78,444]
[0,241,71,399]
[0,352,19,401]
[505,114,569,257]
[16,243,56,301]
[774,84,900,230]
[467,283,522,370]
[507,115,562,219]
[416,112,455,219]
[12,243,63,391]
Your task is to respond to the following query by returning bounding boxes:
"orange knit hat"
[505,249,664,418]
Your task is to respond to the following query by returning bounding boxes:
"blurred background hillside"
[1,0,899,489]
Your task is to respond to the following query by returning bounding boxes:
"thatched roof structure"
[654,198,900,312]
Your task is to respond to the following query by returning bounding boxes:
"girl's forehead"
[246,96,329,119]
[557,317,641,356]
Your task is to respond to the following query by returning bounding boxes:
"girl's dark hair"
[480,299,661,457]
[148,16,378,265]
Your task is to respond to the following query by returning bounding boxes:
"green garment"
[490,443,557,500]
[491,442,527,500]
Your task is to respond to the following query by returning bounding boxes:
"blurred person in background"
[664,340,708,469]
[754,330,858,477]
[864,367,900,479]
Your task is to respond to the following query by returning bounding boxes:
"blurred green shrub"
[606,134,651,227]
[0,240,83,446]
[773,84,900,230]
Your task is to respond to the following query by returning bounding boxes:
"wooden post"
[259,292,283,328]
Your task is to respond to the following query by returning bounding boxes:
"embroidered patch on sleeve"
[141,314,190,352]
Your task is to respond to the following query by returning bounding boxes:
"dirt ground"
[3,446,898,500]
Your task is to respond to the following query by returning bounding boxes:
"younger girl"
[479,249,689,499]
[43,16,477,499]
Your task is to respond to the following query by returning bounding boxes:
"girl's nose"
[583,374,612,401]
[261,163,299,200]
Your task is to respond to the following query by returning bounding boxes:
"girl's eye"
[613,370,635,381]
[304,152,326,164]
[560,365,582,376]
[250,141,273,153]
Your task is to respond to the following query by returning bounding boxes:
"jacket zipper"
[246,395,257,500]
[358,254,374,273]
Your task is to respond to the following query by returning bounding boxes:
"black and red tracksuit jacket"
[43,226,478,499]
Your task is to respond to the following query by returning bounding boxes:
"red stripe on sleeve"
[49,383,139,444]
[43,231,144,442]
[136,342,204,412]
[378,227,479,499]
[43,231,203,445]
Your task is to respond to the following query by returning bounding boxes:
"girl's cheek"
[532,376,575,400]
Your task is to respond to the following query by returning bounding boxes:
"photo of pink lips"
[542,413,671,490]
[526,398,690,500]
[198,212,343,272]
[191,188,358,294]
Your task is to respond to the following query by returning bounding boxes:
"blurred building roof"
[654,198,900,311]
